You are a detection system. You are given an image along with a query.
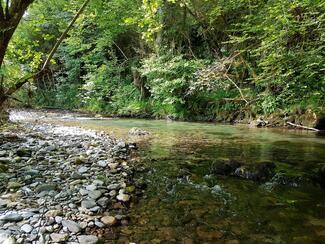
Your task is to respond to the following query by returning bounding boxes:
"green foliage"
[3,0,324,120]
[140,53,206,117]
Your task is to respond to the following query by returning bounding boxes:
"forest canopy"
[1,0,324,122]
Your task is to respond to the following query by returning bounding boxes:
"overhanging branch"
[4,0,91,98]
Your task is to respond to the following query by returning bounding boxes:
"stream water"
[11,111,325,243]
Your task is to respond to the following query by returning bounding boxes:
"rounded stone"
[21,224,33,233]
[101,216,117,226]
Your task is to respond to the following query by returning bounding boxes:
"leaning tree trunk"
[0,0,35,111]
[0,29,15,69]
[0,30,15,117]
[0,0,35,69]
[0,29,20,112]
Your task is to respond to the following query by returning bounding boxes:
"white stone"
[97,160,108,167]
[116,193,130,202]
[21,224,33,233]
[62,219,81,233]
[78,166,88,174]
[77,235,98,244]
[50,233,68,242]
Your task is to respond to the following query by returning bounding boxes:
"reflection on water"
[11,111,325,243]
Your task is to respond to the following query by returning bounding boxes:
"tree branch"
[224,74,248,104]
[112,41,128,60]
[5,0,91,99]
[42,0,91,70]
[223,52,248,104]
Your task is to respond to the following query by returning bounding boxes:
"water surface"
[12,111,325,243]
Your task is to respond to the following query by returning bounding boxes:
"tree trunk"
[0,26,17,109]
[0,0,35,110]
[0,29,16,70]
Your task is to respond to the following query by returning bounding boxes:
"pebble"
[62,219,81,233]
[107,184,119,190]
[55,216,63,224]
[97,160,108,167]
[77,235,99,244]
[117,193,130,202]
[85,185,97,191]
[0,118,138,243]
[78,166,89,174]
[81,199,97,209]
[45,209,62,218]
[94,221,105,228]
[88,190,102,200]
[20,224,33,233]
[0,213,23,223]
[50,233,68,242]
[101,216,117,226]
[97,197,109,208]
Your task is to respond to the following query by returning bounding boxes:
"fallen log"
[286,122,319,132]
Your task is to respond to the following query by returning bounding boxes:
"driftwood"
[286,122,319,132]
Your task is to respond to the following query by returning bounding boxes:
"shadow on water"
[11,111,325,243]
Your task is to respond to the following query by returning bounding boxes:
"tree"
[0,0,90,111]
[0,0,34,69]
[0,0,34,116]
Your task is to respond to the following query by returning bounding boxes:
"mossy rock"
[0,163,8,173]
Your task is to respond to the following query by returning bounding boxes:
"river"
[11,110,325,243]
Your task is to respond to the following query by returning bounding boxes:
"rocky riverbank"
[0,122,143,243]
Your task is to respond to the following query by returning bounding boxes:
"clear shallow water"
[12,111,325,243]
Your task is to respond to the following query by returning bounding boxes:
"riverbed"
[10,110,325,243]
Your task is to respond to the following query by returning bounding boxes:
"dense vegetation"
[1,0,324,122]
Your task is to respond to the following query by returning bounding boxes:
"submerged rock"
[210,160,241,175]
[7,182,23,190]
[128,127,150,136]
[266,172,306,187]
[211,160,276,182]
[234,162,276,181]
